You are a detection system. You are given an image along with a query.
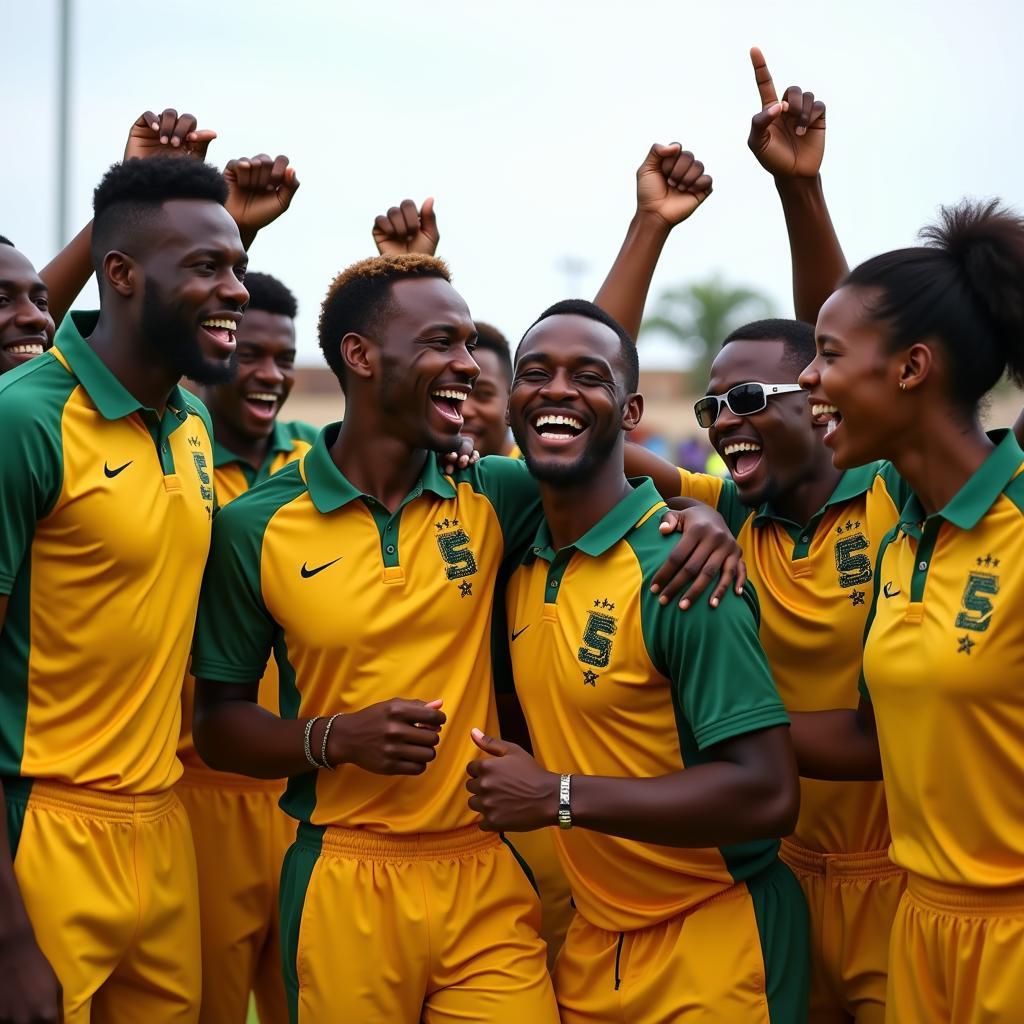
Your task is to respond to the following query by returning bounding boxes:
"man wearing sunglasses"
[633,315,914,1024]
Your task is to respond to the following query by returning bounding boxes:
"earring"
[899,382,907,391]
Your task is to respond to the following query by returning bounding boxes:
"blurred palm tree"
[642,274,777,388]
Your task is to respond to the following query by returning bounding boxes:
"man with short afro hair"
[317,252,451,390]
[0,149,249,1023]
[194,250,562,1023]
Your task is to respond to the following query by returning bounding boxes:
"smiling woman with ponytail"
[790,199,1024,1023]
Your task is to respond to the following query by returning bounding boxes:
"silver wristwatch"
[558,773,573,830]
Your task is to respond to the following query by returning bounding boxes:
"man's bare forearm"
[594,212,672,342]
[775,175,847,324]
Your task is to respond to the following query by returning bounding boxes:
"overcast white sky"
[6,0,1022,369]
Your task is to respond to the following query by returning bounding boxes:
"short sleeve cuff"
[189,656,267,685]
[694,705,791,751]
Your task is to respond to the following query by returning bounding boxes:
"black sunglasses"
[694,382,803,428]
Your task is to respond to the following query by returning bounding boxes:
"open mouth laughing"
[2,336,47,360]
[720,438,764,482]
[810,401,843,445]
[243,390,281,422]
[199,316,239,355]
[430,385,471,428]
[532,412,586,447]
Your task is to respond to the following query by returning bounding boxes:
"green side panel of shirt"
[629,514,789,883]
[275,629,318,824]
[457,455,543,565]
[715,476,754,537]
[0,354,77,776]
[192,463,307,684]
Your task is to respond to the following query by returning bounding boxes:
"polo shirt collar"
[752,461,881,528]
[899,429,1024,532]
[54,310,192,421]
[524,477,663,563]
[302,422,458,514]
[213,418,294,468]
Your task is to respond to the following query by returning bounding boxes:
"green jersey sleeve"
[0,360,72,594]
[463,455,543,559]
[191,475,300,683]
[633,525,788,750]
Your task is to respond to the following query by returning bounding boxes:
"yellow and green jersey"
[861,429,1024,887]
[191,434,540,832]
[675,462,911,854]
[178,418,318,775]
[505,478,790,932]
[0,311,215,793]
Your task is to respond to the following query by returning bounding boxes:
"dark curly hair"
[90,156,229,274]
[244,271,298,319]
[317,253,451,391]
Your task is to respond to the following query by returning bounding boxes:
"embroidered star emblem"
[957,635,975,655]
[594,599,601,608]
[849,589,866,607]
[854,521,861,529]
[846,520,854,531]
[993,559,1001,568]
[582,670,598,687]
[458,581,473,598]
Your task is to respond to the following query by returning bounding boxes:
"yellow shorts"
[5,776,200,1024]
[505,828,574,969]
[886,873,1024,1024]
[781,839,906,1024]
[554,858,809,1023]
[279,821,557,1024]
[177,769,295,1024]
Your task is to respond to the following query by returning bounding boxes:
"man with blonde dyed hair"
[191,254,558,1023]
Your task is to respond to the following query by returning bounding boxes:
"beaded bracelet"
[320,713,343,771]
[303,716,323,770]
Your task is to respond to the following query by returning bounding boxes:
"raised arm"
[594,144,712,341]
[39,108,217,325]
[747,46,847,323]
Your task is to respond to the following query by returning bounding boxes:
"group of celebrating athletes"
[2,44,1024,1024]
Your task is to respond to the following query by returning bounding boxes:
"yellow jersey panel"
[507,479,789,931]
[862,431,1024,887]
[0,312,214,792]
[192,437,542,833]
[678,463,908,854]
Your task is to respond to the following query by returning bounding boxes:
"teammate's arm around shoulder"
[747,46,847,323]
[595,143,712,341]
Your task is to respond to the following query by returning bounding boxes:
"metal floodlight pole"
[56,0,73,250]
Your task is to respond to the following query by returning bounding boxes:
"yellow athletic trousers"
[506,827,574,969]
[5,776,200,1024]
[554,857,809,1023]
[177,769,295,1024]
[279,821,558,1023]
[782,839,906,1024]
[886,873,1024,1023]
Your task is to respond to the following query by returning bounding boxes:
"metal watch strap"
[558,773,573,829]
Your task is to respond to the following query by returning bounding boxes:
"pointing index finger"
[750,46,778,108]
